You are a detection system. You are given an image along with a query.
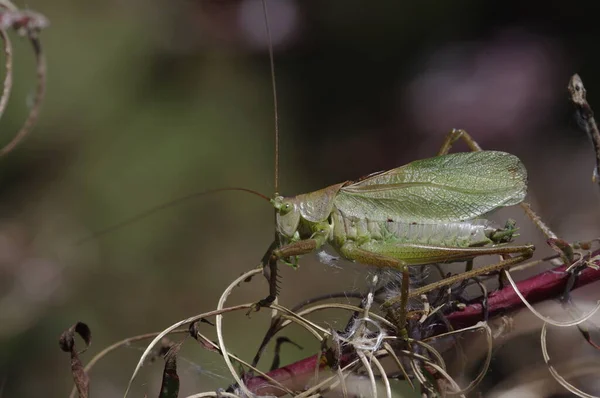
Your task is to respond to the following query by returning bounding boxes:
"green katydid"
[245,4,538,331]
[256,127,534,328]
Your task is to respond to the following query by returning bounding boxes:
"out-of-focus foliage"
[1,0,600,396]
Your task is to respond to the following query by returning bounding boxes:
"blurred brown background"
[1,0,600,396]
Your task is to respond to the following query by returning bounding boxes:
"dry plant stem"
[68,330,188,398]
[75,324,292,398]
[185,392,240,398]
[297,348,405,398]
[541,323,600,398]
[0,4,48,156]
[418,359,465,398]
[121,302,254,397]
[407,338,447,372]
[243,302,393,395]
[356,350,377,398]
[216,269,266,398]
[403,348,459,396]
[123,267,263,398]
[290,303,394,331]
[294,357,362,398]
[244,354,328,396]
[383,342,415,390]
[190,331,295,396]
[409,357,430,393]
[123,267,301,397]
[331,336,349,398]
[448,252,600,328]
[0,2,13,11]
[503,269,600,327]
[269,303,329,340]
[0,35,45,156]
[370,354,393,398]
[0,29,12,120]
[520,202,558,240]
[428,322,493,396]
[244,253,600,395]
[251,292,365,369]
[568,74,600,185]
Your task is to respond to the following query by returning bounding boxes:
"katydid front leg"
[253,239,318,310]
[260,235,414,331]
[272,220,331,262]
[255,223,329,309]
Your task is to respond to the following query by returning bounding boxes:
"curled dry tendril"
[0,1,48,156]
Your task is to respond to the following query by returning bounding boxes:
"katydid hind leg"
[408,244,534,299]
[437,128,483,155]
[358,239,535,268]
[380,242,534,309]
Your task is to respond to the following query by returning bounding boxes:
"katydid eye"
[280,202,292,214]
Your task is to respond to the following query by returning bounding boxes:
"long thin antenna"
[75,187,270,245]
[261,0,279,195]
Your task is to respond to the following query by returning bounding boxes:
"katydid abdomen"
[335,214,497,247]
[330,211,513,266]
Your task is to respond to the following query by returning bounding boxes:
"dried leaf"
[59,322,91,398]
[189,321,220,353]
[159,341,183,398]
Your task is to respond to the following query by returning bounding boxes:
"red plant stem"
[245,252,600,395]
[447,260,600,328]
[244,354,322,396]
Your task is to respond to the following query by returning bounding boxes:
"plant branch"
[244,251,600,395]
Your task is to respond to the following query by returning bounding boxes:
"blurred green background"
[2,0,600,396]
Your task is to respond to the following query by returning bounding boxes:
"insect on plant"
[241,2,543,331]
[86,4,600,398]
[81,1,546,333]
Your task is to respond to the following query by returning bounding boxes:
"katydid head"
[271,182,347,243]
[272,195,300,240]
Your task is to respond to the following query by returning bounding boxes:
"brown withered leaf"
[159,340,183,398]
[189,320,220,353]
[59,322,91,398]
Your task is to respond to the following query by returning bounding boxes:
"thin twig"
[123,267,263,398]
[568,74,600,187]
[215,269,264,398]
[244,252,600,395]
[447,253,600,328]
[0,9,48,156]
[0,29,12,121]
[68,330,188,398]
[541,323,599,398]
[503,269,600,327]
